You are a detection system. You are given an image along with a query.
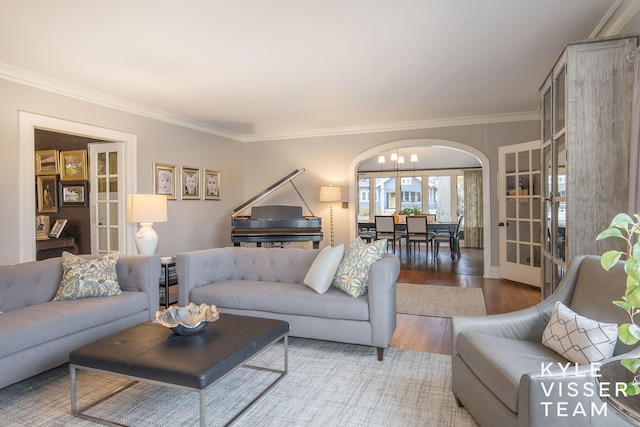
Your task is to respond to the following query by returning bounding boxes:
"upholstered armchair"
[452,255,640,426]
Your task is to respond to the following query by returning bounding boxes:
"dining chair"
[374,215,403,254]
[434,215,463,258]
[406,216,434,258]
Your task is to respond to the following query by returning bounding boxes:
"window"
[357,170,464,222]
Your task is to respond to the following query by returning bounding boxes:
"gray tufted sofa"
[177,246,400,360]
[0,254,160,389]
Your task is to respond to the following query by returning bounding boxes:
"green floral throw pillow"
[332,238,387,298]
[53,252,122,301]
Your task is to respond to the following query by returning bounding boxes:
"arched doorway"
[348,139,493,278]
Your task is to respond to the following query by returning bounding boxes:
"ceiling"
[0,0,632,142]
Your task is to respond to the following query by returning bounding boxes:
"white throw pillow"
[303,244,345,294]
[541,301,618,365]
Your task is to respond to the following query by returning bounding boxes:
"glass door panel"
[90,143,125,254]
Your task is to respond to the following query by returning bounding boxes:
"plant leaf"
[618,324,640,346]
[610,213,636,228]
[601,250,623,270]
[621,358,640,373]
[596,228,624,240]
[620,382,640,396]
[613,300,632,312]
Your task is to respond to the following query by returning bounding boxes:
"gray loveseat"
[177,246,400,360]
[0,254,160,389]
[452,255,640,426]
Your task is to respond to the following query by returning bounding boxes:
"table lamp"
[127,194,168,254]
[319,185,342,246]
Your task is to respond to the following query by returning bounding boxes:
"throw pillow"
[53,252,122,301]
[332,238,387,298]
[303,244,345,294]
[541,301,618,365]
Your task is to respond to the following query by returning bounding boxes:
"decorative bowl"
[153,303,219,335]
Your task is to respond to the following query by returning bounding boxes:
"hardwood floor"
[388,245,540,355]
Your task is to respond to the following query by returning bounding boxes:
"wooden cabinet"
[540,35,637,299]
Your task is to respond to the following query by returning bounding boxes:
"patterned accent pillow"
[53,252,122,301]
[331,238,387,298]
[541,301,617,365]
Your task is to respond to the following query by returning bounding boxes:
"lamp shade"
[319,185,342,202]
[127,194,168,223]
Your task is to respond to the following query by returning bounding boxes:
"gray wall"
[243,120,540,272]
[0,78,244,264]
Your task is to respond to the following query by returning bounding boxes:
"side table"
[159,259,178,308]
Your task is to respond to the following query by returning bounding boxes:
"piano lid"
[231,168,310,218]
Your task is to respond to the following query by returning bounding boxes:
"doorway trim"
[349,139,495,278]
[18,112,137,262]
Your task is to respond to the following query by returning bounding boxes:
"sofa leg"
[454,395,464,408]
[377,347,384,361]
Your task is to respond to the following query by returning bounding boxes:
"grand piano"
[231,169,323,248]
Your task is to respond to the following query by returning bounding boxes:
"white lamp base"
[135,222,158,254]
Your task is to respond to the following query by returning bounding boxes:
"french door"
[88,142,126,254]
[498,141,542,286]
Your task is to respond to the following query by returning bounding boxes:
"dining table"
[357,220,460,258]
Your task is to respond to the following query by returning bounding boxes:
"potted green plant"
[399,206,422,216]
[597,213,640,394]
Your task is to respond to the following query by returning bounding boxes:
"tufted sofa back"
[177,247,319,292]
[0,254,159,313]
[0,257,64,312]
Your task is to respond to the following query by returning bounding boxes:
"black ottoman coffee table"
[69,314,289,426]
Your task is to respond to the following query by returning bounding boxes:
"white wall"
[0,79,244,264]
[243,120,540,273]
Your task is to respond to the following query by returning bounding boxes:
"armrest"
[368,253,400,347]
[518,346,640,426]
[176,248,231,306]
[116,254,161,320]
[452,255,591,357]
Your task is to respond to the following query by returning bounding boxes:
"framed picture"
[37,175,58,213]
[49,219,68,238]
[153,163,177,200]
[35,150,59,175]
[181,166,200,200]
[203,169,220,200]
[60,150,88,181]
[59,181,88,207]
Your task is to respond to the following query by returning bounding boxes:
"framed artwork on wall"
[181,166,200,200]
[59,150,87,181]
[59,181,88,207]
[37,175,58,213]
[153,163,177,200]
[35,150,59,175]
[203,169,220,200]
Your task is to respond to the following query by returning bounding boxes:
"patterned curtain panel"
[463,170,483,248]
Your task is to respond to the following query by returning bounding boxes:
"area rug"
[0,338,476,427]
[396,283,486,317]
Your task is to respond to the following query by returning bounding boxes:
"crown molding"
[0,62,245,142]
[242,111,540,142]
[1,62,538,144]
[590,0,640,38]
